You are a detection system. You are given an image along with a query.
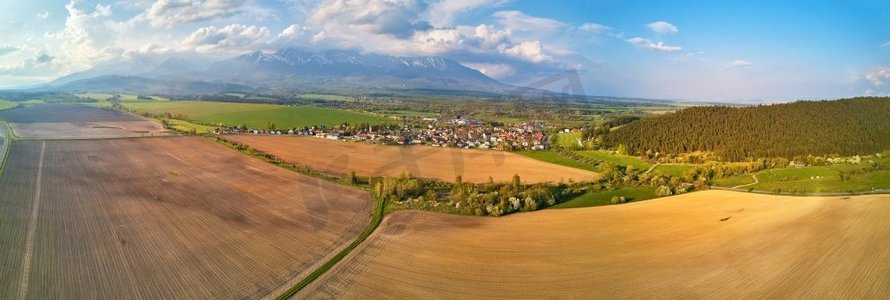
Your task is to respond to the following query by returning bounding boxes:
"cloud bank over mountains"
[0,0,886,101]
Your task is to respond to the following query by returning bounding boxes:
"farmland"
[122,101,392,129]
[0,104,168,139]
[746,165,890,193]
[553,131,582,148]
[0,121,9,171]
[0,137,374,299]
[514,150,597,172]
[300,190,890,299]
[0,100,17,111]
[576,150,652,170]
[651,163,694,177]
[552,185,657,208]
[224,135,601,183]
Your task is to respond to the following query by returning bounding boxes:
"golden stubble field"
[300,190,890,299]
[0,137,373,299]
[224,135,601,183]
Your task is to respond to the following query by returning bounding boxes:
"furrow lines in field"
[17,141,44,300]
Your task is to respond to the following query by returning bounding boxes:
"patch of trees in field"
[372,173,586,216]
[605,97,890,161]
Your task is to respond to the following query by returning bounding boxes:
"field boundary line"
[276,193,387,300]
[708,186,890,197]
[644,162,660,174]
[19,141,45,300]
[0,121,12,178]
[730,172,760,189]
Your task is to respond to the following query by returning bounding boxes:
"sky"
[0,0,888,102]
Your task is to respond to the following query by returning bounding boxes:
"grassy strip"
[276,193,386,300]
[515,150,597,172]
[553,186,657,209]
[0,121,12,177]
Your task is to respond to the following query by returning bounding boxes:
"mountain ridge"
[40,48,512,95]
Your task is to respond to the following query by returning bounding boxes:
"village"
[213,116,551,151]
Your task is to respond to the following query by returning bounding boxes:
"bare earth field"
[224,135,600,183]
[0,137,373,299]
[301,190,890,299]
[0,104,168,139]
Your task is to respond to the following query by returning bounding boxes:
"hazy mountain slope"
[205,49,509,91]
[43,49,510,95]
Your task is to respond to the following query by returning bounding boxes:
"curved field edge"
[297,190,890,299]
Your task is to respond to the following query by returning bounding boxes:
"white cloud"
[36,11,51,19]
[427,0,507,27]
[277,24,306,40]
[182,24,270,53]
[43,1,115,72]
[502,40,550,63]
[647,21,678,34]
[881,41,890,48]
[138,0,249,28]
[472,24,510,48]
[463,62,515,78]
[865,66,890,87]
[625,37,681,52]
[307,0,430,39]
[727,60,753,68]
[493,10,567,33]
[413,28,464,54]
[579,23,610,33]
[269,24,310,47]
[0,53,58,76]
[311,30,326,43]
[0,46,18,56]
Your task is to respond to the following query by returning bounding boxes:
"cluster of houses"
[213,117,550,151]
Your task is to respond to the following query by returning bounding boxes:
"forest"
[605,97,890,161]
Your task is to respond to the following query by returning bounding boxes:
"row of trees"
[372,173,586,217]
[604,97,890,161]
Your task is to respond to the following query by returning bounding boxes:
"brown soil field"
[224,135,600,183]
[0,137,373,299]
[0,104,142,123]
[9,121,168,139]
[301,190,890,299]
[0,104,168,139]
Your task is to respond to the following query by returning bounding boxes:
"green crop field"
[163,118,219,134]
[652,164,694,177]
[711,173,756,187]
[575,150,652,170]
[553,186,657,208]
[515,150,597,172]
[123,101,393,129]
[749,164,890,193]
[379,110,439,117]
[300,93,353,101]
[0,100,17,111]
[555,132,582,148]
[77,93,167,102]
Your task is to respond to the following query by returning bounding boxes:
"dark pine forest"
[606,97,890,161]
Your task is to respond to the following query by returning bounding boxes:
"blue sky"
[0,0,888,102]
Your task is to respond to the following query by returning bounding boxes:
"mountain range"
[41,49,512,95]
